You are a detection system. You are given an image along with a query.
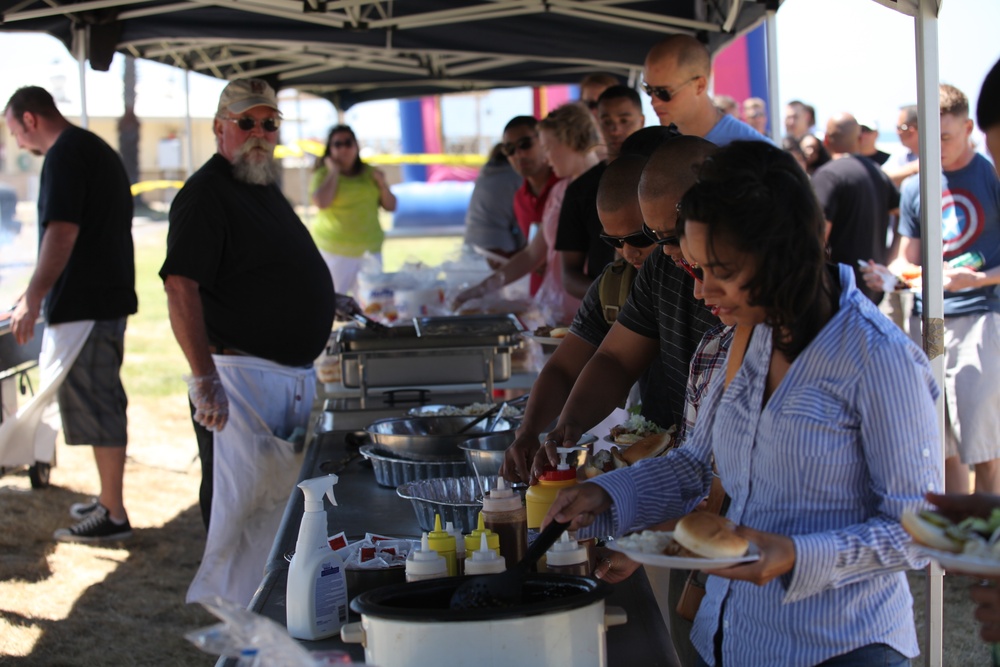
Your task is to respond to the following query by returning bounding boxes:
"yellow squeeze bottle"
[525,447,579,530]
[426,514,458,576]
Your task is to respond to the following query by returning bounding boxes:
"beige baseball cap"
[217,78,279,115]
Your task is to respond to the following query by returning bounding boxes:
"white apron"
[0,320,94,467]
[186,355,314,607]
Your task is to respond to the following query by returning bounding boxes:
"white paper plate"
[523,333,564,346]
[608,532,760,570]
[919,547,1000,576]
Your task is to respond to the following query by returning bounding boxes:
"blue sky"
[0,0,998,150]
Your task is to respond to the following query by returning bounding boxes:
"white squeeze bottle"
[286,474,349,640]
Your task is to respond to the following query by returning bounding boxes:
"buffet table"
[232,429,680,667]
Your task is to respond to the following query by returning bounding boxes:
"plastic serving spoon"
[449,518,570,610]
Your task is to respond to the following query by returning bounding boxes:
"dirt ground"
[0,222,993,666]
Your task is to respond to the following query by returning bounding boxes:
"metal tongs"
[351,312,388,332]
[456,393,530,434]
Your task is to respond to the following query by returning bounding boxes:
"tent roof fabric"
[0,0,778,108]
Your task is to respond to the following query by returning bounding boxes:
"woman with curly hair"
[310,124,396,295]
[454,102,600,323]
[545,141,941,666]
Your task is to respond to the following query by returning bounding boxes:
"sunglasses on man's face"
[599,230,655,250]
[501,136,535,157]
[583,99,599,111]
[642,221,680,247]
[331,138,356,149]
[641,76,700,103]
[224,116,281,132]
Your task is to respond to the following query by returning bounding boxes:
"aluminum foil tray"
[360,444,470,488]
[396,475,496,533]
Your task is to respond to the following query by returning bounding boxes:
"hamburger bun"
[673,513,749,559]
[901,510,963,553]
[550,327,570,339]
[622,431,674,464]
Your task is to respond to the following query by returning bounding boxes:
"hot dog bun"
[901,510,963,553]
[622,431,674,464]
[673,513,749,559]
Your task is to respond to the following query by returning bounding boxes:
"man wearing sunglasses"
[505,116,560,295]
[643,35,773,147]
[161,78,335,606]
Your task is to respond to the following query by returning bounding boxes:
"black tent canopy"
[0,0,778,108]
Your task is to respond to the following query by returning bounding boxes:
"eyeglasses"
[599,230,655,249]
[583,99,599,111]
[642,222,680,247]
[331,138,356,149]
[897,123,915,132]
[677,257,703,283]
[501,136,535,157]
[223,116,281,132]
[642,76,701,103]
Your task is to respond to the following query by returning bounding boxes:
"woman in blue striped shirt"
[548,141,941,666]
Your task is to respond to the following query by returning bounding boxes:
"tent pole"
[182,68,194,178]
[75,26,89,129]
[764,9,780,143]
[914,0,944,664]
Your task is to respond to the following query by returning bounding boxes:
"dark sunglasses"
[224,116,281,132]
[642,222,680,247]
[331,138,356,149]
[677,257,703,283]
[584,99,599,111]
[641,76,700,103]
[896,123,915,132]
[501,136,535,157]
[599,230,655,249]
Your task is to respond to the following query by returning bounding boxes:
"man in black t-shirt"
[813,113,899,303]
[5,86,137,544]
[161,79,335,606]
[555,86,647,299]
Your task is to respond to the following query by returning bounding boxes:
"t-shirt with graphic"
[898,152,1000,316]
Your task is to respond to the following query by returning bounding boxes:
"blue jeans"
[695,643,910,667]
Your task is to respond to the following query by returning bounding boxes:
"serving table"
[227,428,680,666]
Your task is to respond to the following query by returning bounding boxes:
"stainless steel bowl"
[396,476,495,532]
[365,416,516,462]
[458,432,598,479]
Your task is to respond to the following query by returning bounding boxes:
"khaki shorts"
[58,318,128,447]
[943,311,1000,464]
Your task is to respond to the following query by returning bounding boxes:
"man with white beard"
[160,79,335,606]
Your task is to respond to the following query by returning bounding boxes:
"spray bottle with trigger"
[286,473,349,640]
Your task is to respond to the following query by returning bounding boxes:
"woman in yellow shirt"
[310,125,397,295]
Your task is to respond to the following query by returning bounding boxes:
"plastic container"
[525,447,579,529]
[445,520,466,576]
[464,532,507,575]
[464,512,500,556]
[426,514,458,576]
[481,476,528,570]
[543,532,590,576]
[406,533,449,582]
[286,474,349,640]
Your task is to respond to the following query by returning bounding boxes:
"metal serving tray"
[336,314,523,394]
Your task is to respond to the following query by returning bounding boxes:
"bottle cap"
[464,512,500,554]
[482,477,522,512]
[426,514,457,554]
[545,531,588,567]
[406,533,448,576]
[464,533,506,575]
[444,520,466,556]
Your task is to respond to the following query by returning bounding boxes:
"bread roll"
[673,512,749,559]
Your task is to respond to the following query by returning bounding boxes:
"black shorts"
[58,318,128,447]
